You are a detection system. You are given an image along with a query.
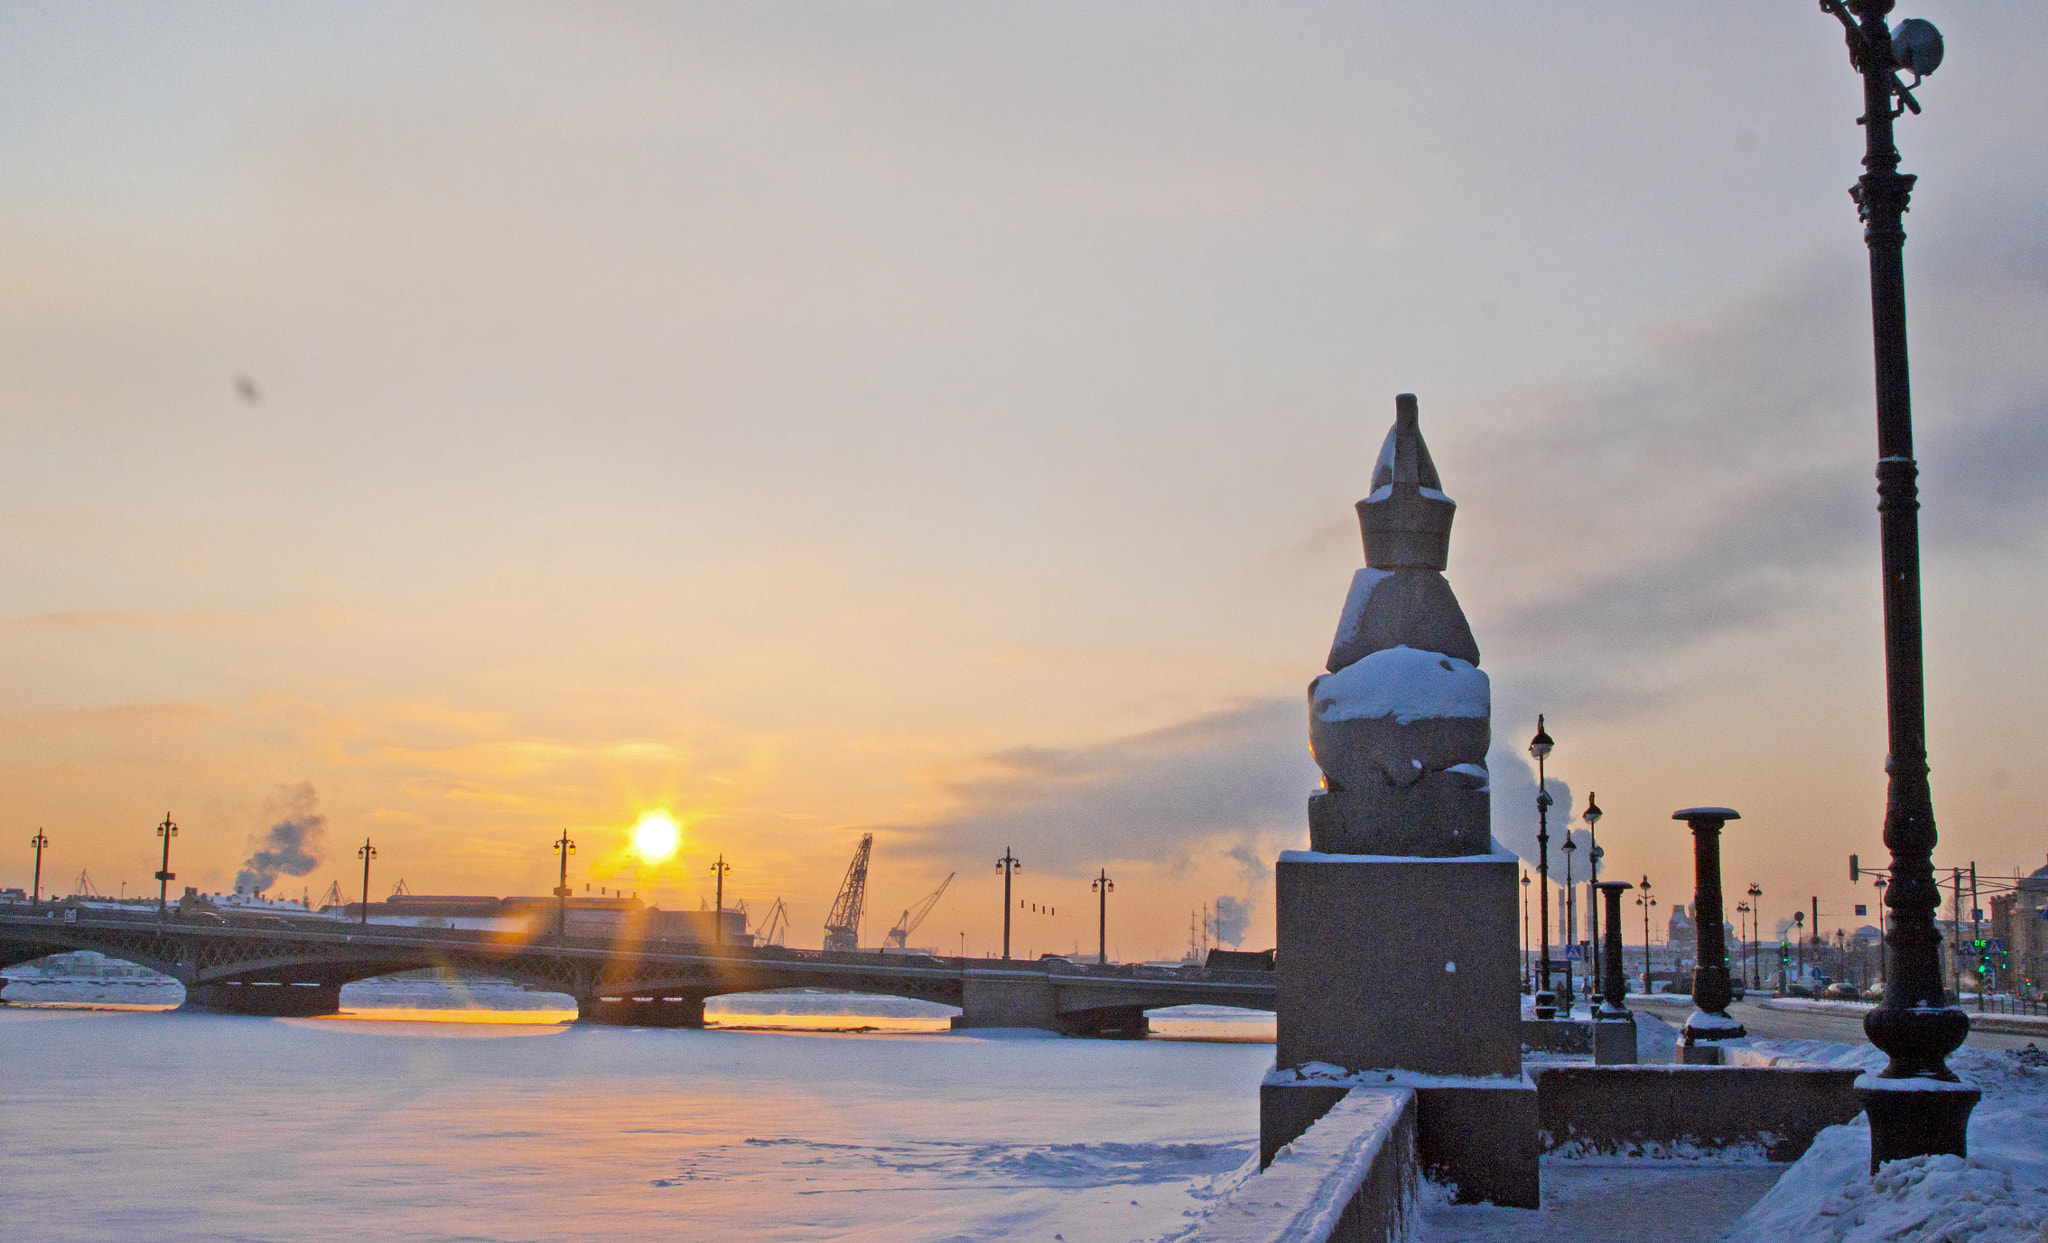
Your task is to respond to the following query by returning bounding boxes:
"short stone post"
[1592,879,1636,1063]
[1675,807,1745,1060]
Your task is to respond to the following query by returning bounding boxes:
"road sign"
[1563,944,1583,961]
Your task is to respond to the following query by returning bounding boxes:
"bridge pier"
[952,972,1058,1033]
[1055,1005,1150,1039]
[185,980,342,1017]
[578,993,708,1027]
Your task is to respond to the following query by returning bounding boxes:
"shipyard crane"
[822,834,872,953]
[757,897,790,947]
[884,872,955,950]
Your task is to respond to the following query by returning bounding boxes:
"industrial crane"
[884,873,955,950]
[822,834,872,953]
[758,897,790,948]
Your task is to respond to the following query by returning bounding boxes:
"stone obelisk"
[1262,394,1536,1207]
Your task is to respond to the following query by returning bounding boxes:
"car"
[1824,982,1862,1000]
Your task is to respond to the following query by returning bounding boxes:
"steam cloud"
[1212,895,1250,948]
[236,782,328,893]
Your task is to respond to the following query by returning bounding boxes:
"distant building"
[1989,857,2048,994]
[1666,903,1694,947]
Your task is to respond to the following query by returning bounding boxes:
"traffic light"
[1779,942,1791,965]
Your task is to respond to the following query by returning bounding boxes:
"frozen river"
[1,987,1273,1243]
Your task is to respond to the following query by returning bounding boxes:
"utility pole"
[1971,863,1982,1011]
[994,848,1020,960]
[30,830,48,902]
[710,854,730,945]
[553,830,575,943]
[1091,868,1113,965]
[357,837,376,925]
[154,813,177,914]
[1530,716,1556,1019]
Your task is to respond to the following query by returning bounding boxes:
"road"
[1634,995,2043,1052]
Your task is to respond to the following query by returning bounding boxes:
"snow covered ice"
[0,995,1272,1243]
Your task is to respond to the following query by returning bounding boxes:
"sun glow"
[631,812,682,863]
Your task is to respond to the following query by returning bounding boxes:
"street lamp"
[1091,869,1114,966]
[552,830,576,943]
[154,813,177,914]
[1636,877,1657,995]
[710,854,731,945]
[1521,871,1532,992]
[1530,716,1557,1020]
[1583,793,1604,1003]
[1748,883,1764,988]
[30,830,49,903]
[1815,0,1973,1166]
[995,848,1021,960]
[1736,901,1751,988]
[1561,834,1579,1017]
[357,838,376,925]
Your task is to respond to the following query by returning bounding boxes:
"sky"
[3,2,2045,962]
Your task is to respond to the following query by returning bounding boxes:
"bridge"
[0,901,1273,1038]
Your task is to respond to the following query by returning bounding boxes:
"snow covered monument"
[1262,394,1537,1206]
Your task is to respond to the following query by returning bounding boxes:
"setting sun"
[631,812,681,863]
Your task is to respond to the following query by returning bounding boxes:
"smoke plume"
[1212,895,1251,948]
[236,782,327,893]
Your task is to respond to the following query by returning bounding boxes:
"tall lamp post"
[357,838,376,925]
[1636,877,1657,995]
[995,848,1021,960]
[1521,871,1532,992]
[1748,883,1764,988]
[1530,717,1556,1020]
[1816,0,1974,1165]
[154,813,177,914]
[552,830,576,943]
[1736,901,1751,988]
[1091,869,1113,965]
[1583,793,1604,1003]
[30,830,49,903]
[1561,834,1578,1017]
[710,854,731,945]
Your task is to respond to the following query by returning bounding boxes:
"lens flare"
[632,812,681,863]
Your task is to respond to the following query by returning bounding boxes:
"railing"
[1976,994,2048,1017]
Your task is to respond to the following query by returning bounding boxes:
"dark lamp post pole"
[1561,835,1578,1017]
[1530,717,1556,1020]
[1637,876,1656,995]
[1583,793,1603,1006]
[1521,871,1532,992]
[1816,0,1976,1167]
[995,848,1021,960]
[1675,808,1744,1048]
[1092,869,1113,965]
[710,854,730,945]
[357,838,376,925]
[552,830,575,943]
[1747,883,1764,988]
[30,830,49,903]
[154,813,177,915]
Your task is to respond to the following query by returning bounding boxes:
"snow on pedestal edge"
[1310,645,1488,725]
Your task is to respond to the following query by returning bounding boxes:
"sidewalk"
[1755,995,2048,1037]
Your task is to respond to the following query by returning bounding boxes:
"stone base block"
[1262,1079,1537,1208]
[1592,1018,1637,1065]
[1277,851,1521,1078]
[1308,785,1490,857]
[1521,1019,1592,1055]
[1535,1065,1864,1161]
[1415,1082,1539,1208]
[1860,1080,1980,1173]
[185,980,341,1016]
[579,994,706,1027]
[1678,1044,1724,1065]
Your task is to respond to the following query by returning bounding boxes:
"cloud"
[886,699,1319,874]
[1488,746,1573,872]
[1452,202,2048,718]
